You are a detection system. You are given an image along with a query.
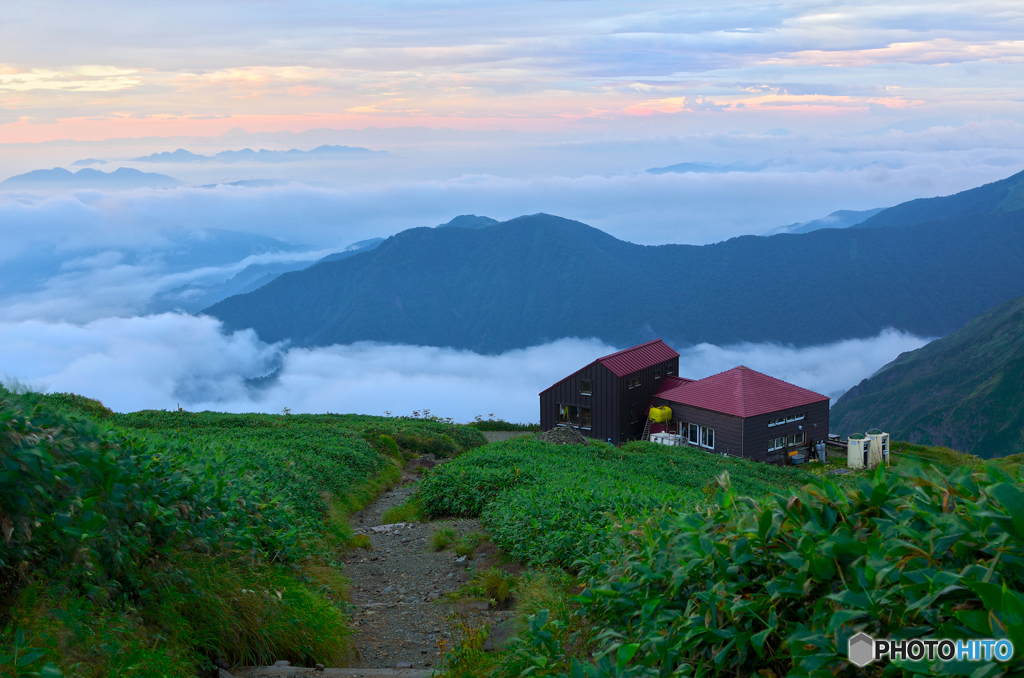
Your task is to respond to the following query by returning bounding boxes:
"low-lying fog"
[0,313,928,421]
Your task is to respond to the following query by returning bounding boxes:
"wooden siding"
[540,356,680,442]
[653,396,829,463]
[539,363,621,442]
[742,400,830,464]
[651,398,744,456]
[619,357,680,441]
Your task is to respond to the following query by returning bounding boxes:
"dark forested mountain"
[830,294,1024,458]
[853,167,1024,229]
[206,180,1024,353]
[150,238,384,314]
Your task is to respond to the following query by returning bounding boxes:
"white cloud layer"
[0,314,929,422]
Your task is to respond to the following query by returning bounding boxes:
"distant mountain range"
[151,238,384,313]
[436,215,499,229]
[205,168,1024,354]
[646,160,771,175]
[830,293,1024,458]
[131,145,387,164]
[764,208,885,235]
[1,167,180,190]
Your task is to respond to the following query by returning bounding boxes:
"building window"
[654,368,662,380]
[667,366,675,375]
[683,423,714,449]
[581,380,592,395]
[768,436,786,451]
[581,407,592,429]
[795,412,805,421]
[558,404,581,426]
[630,404,639,424]
[787,432,805,446]
[628,378,641,389]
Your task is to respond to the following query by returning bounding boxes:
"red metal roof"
[597,339,680,377]
[653,365,828,418]
[539,339,680,394]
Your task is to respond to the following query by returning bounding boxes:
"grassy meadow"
[415,437,1024,678]
[0,389,484,677]
[6,388,1024,678]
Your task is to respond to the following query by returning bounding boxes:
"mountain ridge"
[205,203,1024,353]
[830,293,1024,458]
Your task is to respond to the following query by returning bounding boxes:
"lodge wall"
[540,356,679,442]
[742,400,830,464]
[651,399,743,456]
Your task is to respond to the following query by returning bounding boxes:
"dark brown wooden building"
[651,366,830,463]
[539,339,680,442]
[541,340,830,462]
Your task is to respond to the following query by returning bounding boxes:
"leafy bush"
[1,393,475,674]
[417,437,809,567]
[430,527,458,552]
[381,497,422,524]
[468,419,541,432]
[518,463,1024,677]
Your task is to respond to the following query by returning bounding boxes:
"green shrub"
[350,534,373,551]
[381,498,422,524]
[0,393,470,675]
[378,434,400,457]
[531,463,1024,677]
[478,567,515,606]
[416,437,809,567]
[454,531,488,559]
[430,527,458,551]
[468,419,541,432]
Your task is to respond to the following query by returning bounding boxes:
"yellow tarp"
[649,406,672,423]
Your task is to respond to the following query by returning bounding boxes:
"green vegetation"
[832,292,1024,458]
[1,390,484,676]
[467,418,540,432]
[430,527,458,552]
[380,497,423,524]
[505,462,1024,677]
[208,177,1024,354]
[428,438,1024,677]
[419,437,809,567]
[454,531,488,559]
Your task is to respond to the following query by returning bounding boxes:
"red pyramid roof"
[654,365,828,418]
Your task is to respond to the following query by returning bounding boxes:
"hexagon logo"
[848,632,875,667]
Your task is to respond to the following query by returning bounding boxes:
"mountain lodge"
[539,339,830,464]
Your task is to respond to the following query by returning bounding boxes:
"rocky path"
[345,466,515,671]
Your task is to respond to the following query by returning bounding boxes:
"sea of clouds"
[1,123,1017,416]
[0,313,929,421]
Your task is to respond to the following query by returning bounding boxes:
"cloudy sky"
[0,1,1021,417]
[2,0,1023,141]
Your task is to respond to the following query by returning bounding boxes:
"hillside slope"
[854,166,1024,228]
[206,207,1024,353]
[830,293,1024,458]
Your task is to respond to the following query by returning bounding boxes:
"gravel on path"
[345,467,514,671]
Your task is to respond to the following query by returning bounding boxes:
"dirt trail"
[345,466,514,670]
